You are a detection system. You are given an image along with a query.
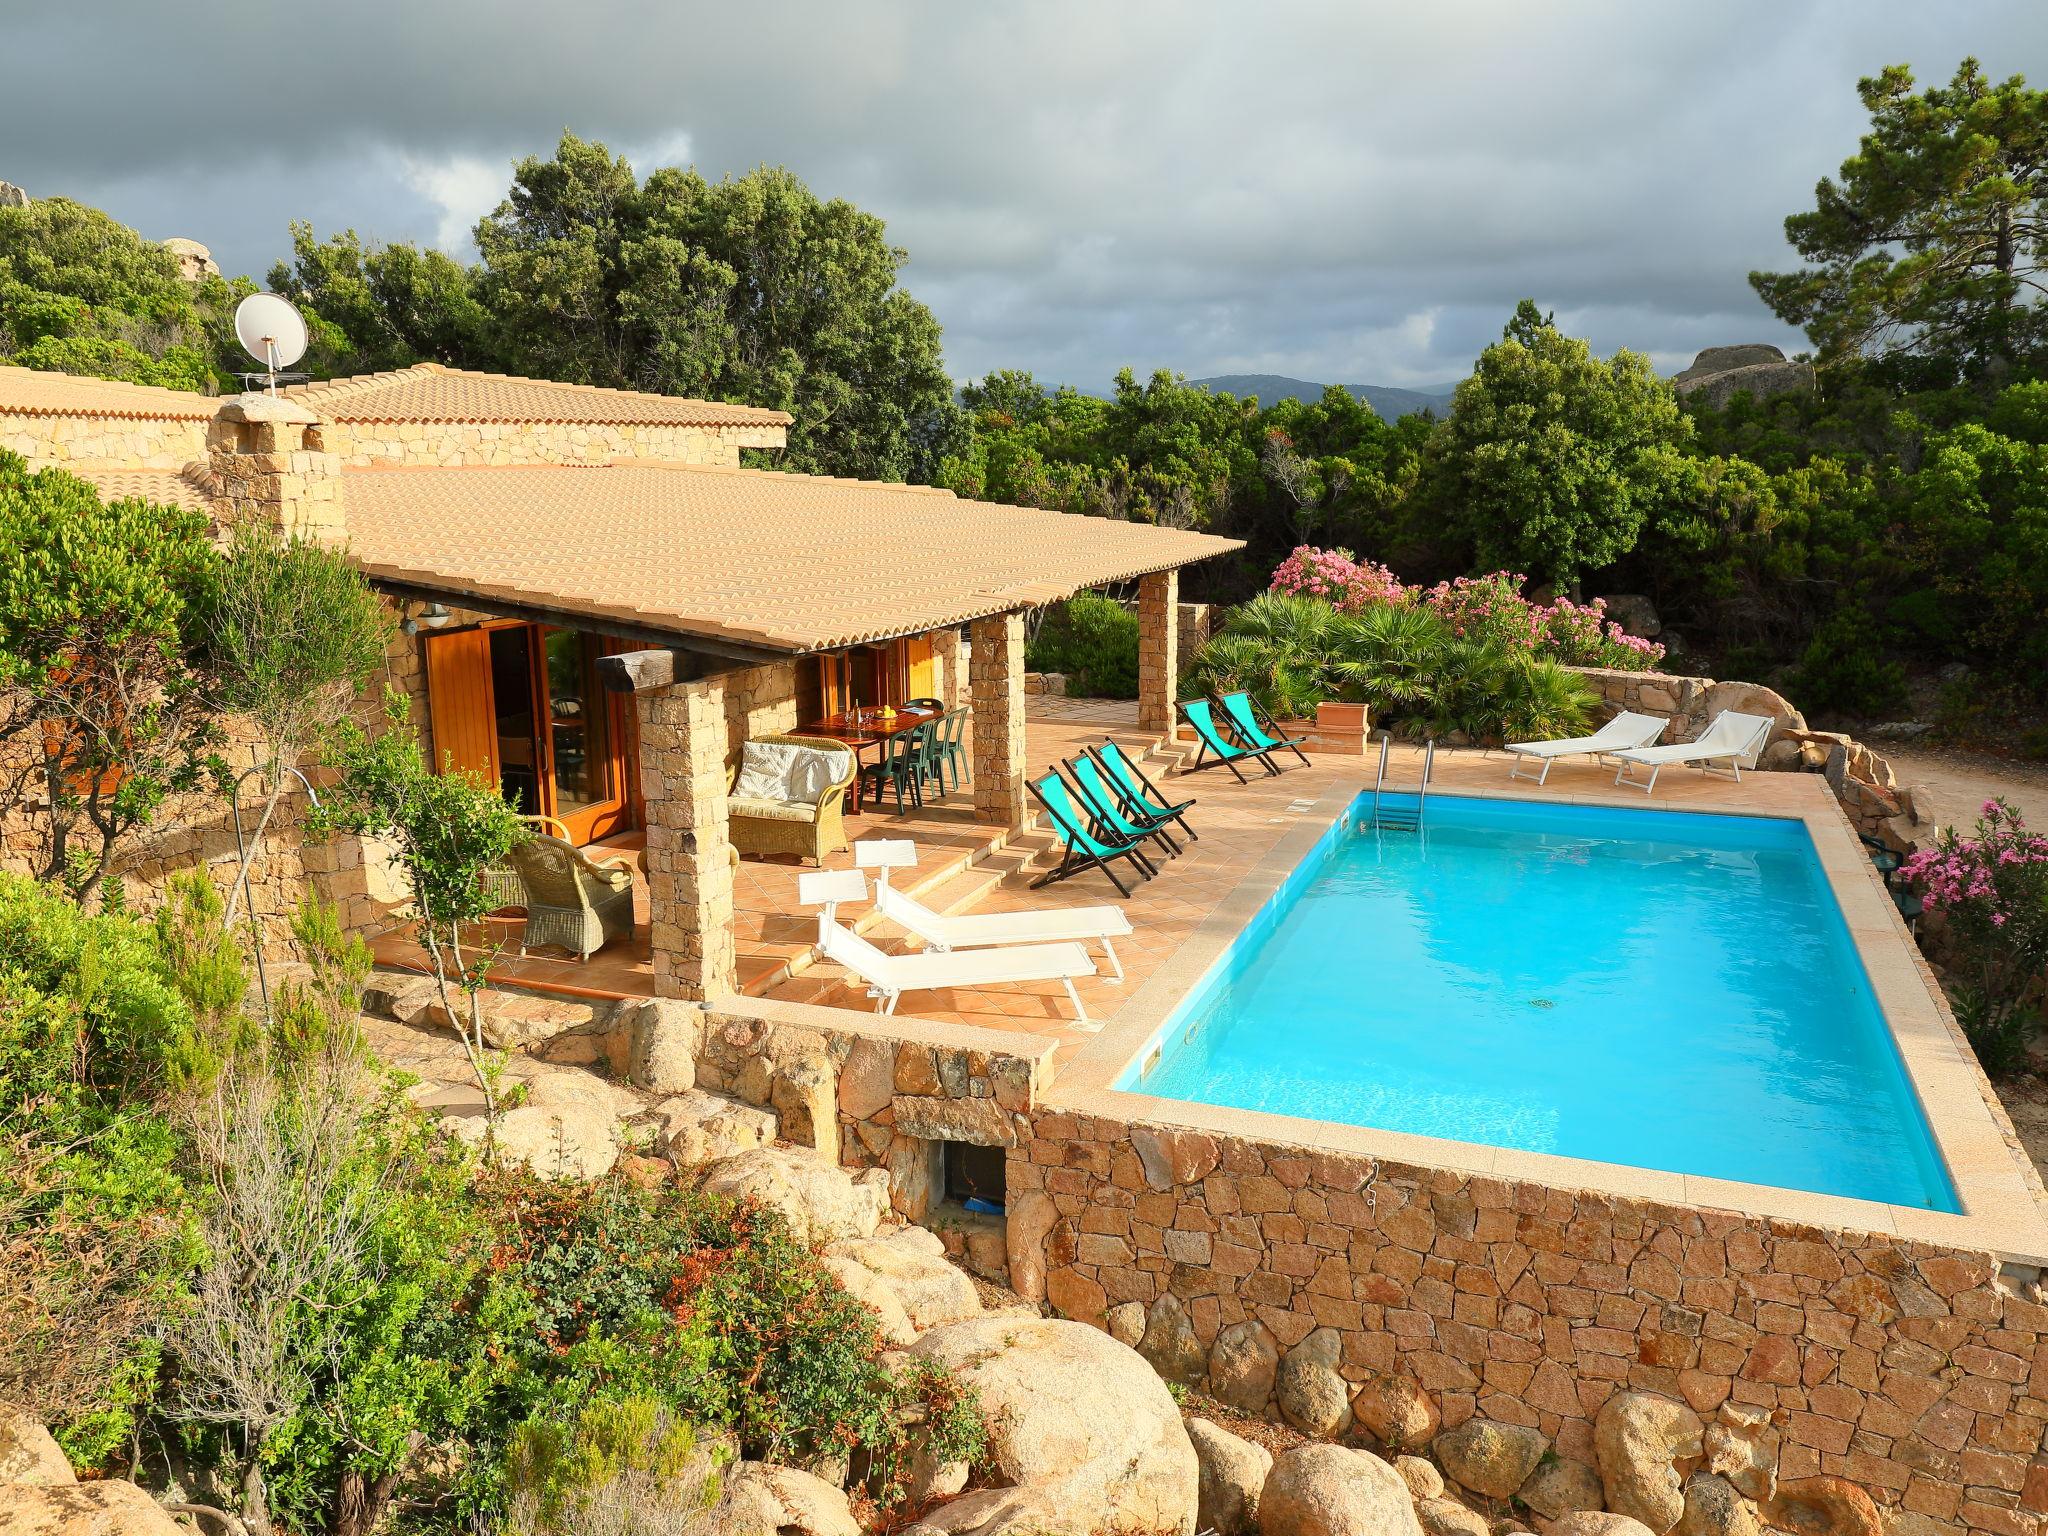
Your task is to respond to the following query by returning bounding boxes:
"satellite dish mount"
[233,293,311,395]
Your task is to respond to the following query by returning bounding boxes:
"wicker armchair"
[727,732,856,864]
[505,834,636,960]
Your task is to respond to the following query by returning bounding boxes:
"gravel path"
[1874,743,2048,832]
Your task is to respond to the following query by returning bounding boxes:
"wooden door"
[536,629,633,846]
[901,632,937,701]
[423,628,499,784]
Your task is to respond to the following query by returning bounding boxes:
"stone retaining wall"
[1008,1106,2048,1536]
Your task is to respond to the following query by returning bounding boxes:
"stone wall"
[322,419,783,470]
[0,410,211,470]
[1009,1107,2048,1536]
[721,661,801,758]
[700,998,1051,1228]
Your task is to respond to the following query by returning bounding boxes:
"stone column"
[1137,569,1180,736]
[636,673,736,1000]
[970,612,1028,828]
[207,394,344,541]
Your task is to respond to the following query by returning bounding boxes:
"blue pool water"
[1120,793,1957,1212]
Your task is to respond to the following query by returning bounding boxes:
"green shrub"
[473,1177,984,1510]
[1026,593,1140,698]
[0,872,206,1466]
[1794,608,1908,717]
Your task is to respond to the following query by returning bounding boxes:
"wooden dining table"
[798,704,944,815]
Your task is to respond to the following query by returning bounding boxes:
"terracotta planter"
[1310,700,1372,755]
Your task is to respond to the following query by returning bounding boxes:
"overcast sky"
[7,2,2044,390]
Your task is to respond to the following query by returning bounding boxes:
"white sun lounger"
[1608,711,1776,794]
[799,869,1098,1027]
[1504,710,1668,785]
[857,839,1133,981]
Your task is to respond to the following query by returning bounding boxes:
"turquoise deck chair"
[1027,770,1156,897]
[1178,698,1280,782]
[1219,691,1312,766]
[1090,741,1197,843]
[1068,752,1181,858]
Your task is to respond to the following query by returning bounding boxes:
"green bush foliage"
[1188,592,1598,744]
[0,869,984,1531]
[0,452,226,903]
[1026,592,1141,698]
[0,196,252,389]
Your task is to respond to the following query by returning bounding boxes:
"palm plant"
[1187,590,1598,745]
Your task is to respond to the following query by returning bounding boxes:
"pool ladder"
[1369,734,1434,831]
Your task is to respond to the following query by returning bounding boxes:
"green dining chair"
[860,729,925,813]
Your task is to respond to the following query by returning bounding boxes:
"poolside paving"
[767,701,1862,1077]
[373,696,1910,1081]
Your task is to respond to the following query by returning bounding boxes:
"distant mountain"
[1192,373,1459,419]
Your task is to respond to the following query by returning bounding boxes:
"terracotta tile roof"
[0,366,217,420]
[64,461,219,513]
[340,462,1241,652]
[282,363,792,428]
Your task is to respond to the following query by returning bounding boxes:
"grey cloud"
[5,1,2045,388]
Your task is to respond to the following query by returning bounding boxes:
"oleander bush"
[1901,798,2048,1076]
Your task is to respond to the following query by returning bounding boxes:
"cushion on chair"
[728,795,819,824]
[785,745,852,803]
[733,740,803,801]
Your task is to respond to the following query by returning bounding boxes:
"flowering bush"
[1900,798,2048,1075]
[1270,552,1663,671]
[1268,546,1405,611]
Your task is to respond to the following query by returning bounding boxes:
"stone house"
[0,361,1237,995]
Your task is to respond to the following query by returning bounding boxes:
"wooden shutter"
[423,628,498,785]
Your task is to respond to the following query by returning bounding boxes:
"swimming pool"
[1118,792,1958,1212]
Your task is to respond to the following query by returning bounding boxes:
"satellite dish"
[233,292,309,392]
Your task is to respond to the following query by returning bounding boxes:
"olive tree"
[312,690,526,1131]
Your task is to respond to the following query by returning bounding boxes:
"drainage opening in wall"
[943,1140,1006,1216]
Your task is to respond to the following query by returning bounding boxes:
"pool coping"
[1051,769,2048,1263]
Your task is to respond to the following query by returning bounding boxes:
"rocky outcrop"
[823,1226,980,1335]
[1276,1327,1351,1437]
[442,1068,625,1179]
[0,1481,190,1536]
[1760,1477,1882,1536]
[0,1407,73,1487]
[1258,1443,1425,1536]
[1434,1418,1548,1500]
[709,1461,862,1536]
[698,1147,889,1244]
[1140,1294,1208,1387]
[1676,1472,1760,1536]
[1394,1455,1444,1502]
[1349,1370,1440,1451]
[1553,1516,1660,1536]
[1520,1455,1608,1520]
[1189,1417,1272,1536]
[1209,1320,1282,1414]
[1417,1498,1492,1536]
[901,1486,1079,1536]
[910,1316,1199,1534]
[1595,1392,1705,1534]
[1673,346,1816,412]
